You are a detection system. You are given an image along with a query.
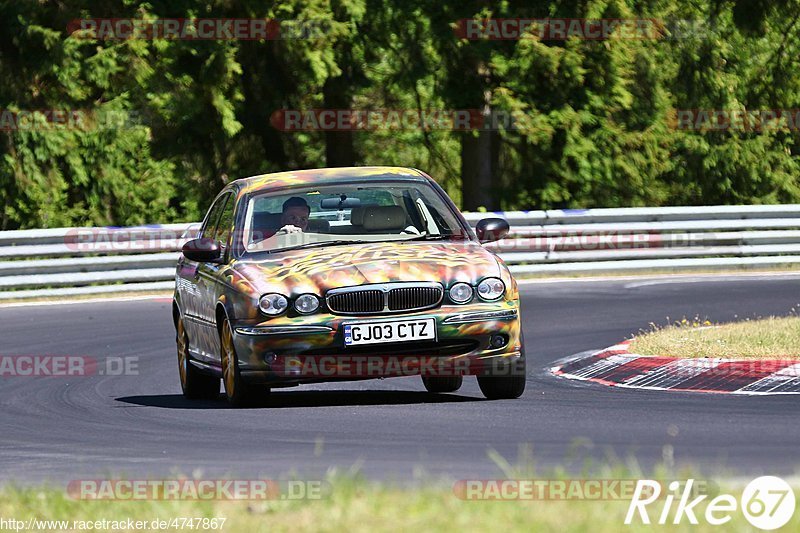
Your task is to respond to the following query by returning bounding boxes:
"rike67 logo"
[626,476,795,530]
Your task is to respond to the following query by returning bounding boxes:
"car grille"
[327,290,384,314]
[326,282,443,315]
[388,286,441,311]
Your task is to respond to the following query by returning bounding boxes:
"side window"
[212,194,235,251]
[199,195,227,239]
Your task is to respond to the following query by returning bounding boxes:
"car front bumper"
[230,300,523,385]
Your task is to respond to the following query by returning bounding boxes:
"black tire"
[177,317,220,399]
[477,335,527,400]
[421,375,463,393]
[220,317,269,407]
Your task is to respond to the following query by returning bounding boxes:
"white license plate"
[343,318,436,346]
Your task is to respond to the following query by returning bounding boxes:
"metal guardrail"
[1,205,800,299]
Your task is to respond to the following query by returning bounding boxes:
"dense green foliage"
[0,0,798,228]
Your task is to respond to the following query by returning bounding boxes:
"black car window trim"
[234,177,475,258]
[199,192,230,240]
[212,193,236,256]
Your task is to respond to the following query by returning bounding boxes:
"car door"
[193,191,236,364]
[177,193,228,362]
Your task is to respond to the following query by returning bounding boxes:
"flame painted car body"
[173,166,525,406]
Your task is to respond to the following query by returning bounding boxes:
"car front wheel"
[478,334,527,400]
[220,317,269,407]
[477,353,527,400]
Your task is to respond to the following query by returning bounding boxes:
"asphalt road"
[1,274,799,484]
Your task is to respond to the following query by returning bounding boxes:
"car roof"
[233,166,428,196]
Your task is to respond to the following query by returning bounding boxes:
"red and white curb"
[550,340,800,395]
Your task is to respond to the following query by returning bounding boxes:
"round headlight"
[477,278,505,301]
[259,293,288,316]
[294,294,320,314]
[449,282,474,304]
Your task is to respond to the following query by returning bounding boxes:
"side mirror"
[182,238,222,263]
[475,218,510,243]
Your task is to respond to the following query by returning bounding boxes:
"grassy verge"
[629,316,800,359]
[2,474,798,532]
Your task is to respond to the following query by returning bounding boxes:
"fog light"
[285,357,302,375]
[490,334,508,349]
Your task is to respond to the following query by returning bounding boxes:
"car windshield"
[240,180,470,255]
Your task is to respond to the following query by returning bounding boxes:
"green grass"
[2,464,798,532]
[630,316,800,359]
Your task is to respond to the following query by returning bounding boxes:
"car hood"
[231,241,501,297]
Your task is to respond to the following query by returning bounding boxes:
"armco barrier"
[2,205,800,299]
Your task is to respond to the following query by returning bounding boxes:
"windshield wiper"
[404,234,457,241]
[262,235,456,254]
[271,240,370,252]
